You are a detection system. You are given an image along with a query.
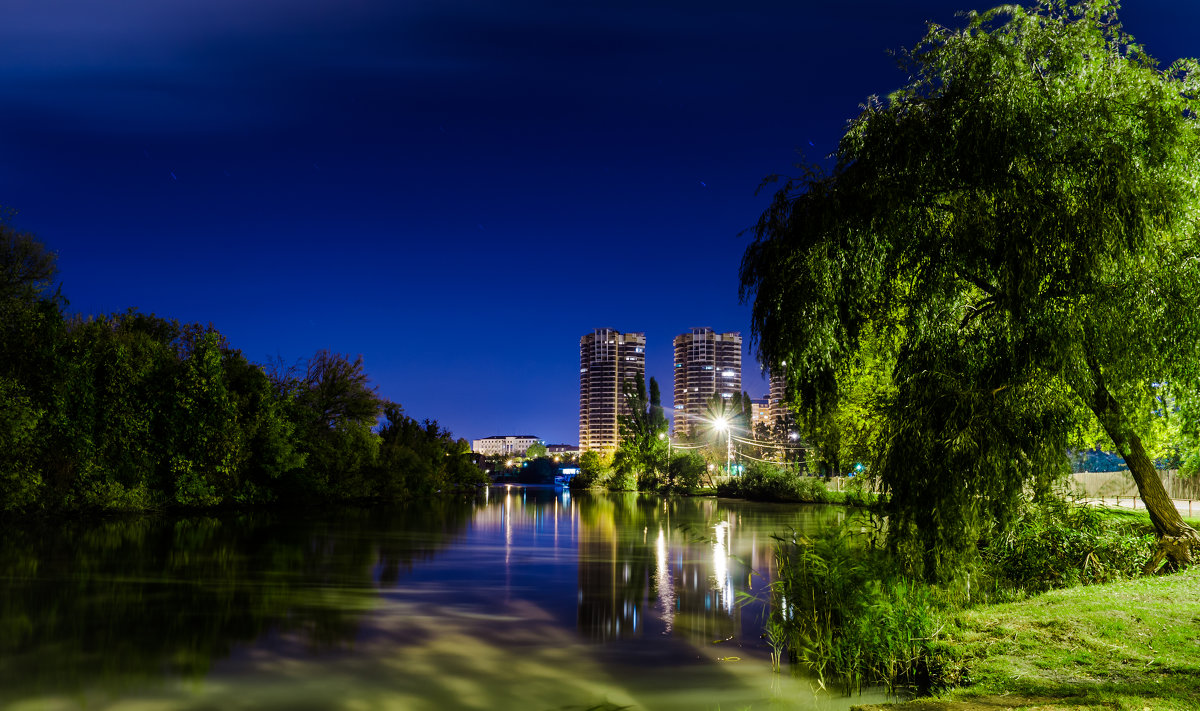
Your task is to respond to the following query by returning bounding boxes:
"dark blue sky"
[3,1,1197,445]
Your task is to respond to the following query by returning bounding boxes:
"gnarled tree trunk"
[1082,359,1197,572]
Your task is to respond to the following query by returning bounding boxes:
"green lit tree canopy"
[740,0,1200,574]
[615,372,669,488]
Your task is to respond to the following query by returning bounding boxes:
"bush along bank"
[769,497,1189,696]
[716,462,878,507]
[717,462,831,502]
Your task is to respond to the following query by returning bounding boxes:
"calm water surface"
[0,488,891,710]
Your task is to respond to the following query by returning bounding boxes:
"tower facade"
[765,363,800,465]
[672,328,742,436]
[768,366,790,431]
[579,328,646,452]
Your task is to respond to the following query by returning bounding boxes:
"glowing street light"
[659,431,672,476]
[712,416,732,476]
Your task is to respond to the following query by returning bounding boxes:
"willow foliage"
[741,1,1200,577]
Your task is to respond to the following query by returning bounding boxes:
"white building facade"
[472,435,543,456]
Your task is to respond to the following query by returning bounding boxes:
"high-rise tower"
[672,328,741,437]
[768,365,794,433]
[579,328,646,452]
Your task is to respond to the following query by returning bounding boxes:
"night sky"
[3,1,1197,446]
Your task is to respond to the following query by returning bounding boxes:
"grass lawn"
[943,565,1200,709]
[855,565,1200,711]
[1095,506,1200,533]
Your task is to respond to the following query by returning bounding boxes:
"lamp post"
[713,416,732,476]
[788,431,799,473]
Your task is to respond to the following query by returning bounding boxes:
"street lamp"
[713,416,732,476]
[659,431,671,478]
[788,431,799,473]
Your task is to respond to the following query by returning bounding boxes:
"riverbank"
[852,566,1200,711]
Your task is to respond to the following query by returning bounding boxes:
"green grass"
[1093,506,1200,534]
[925,567,1200,710]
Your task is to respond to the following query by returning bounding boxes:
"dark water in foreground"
[0,487,891,710]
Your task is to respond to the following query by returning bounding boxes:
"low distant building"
[472,435,543,457]
[546,444,580,458]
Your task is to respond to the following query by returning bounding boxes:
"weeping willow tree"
[740,0,1200,576]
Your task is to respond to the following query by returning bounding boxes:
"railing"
[1068,470,1199,517]
[708,469,1195,514]
[827,475,881,494]
[1069,470,1200,499]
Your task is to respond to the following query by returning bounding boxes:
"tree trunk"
[1081,359,1197,572]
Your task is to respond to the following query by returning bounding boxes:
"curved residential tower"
[579,328,646,452]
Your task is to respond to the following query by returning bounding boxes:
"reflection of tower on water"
[576,504,744,645]
[653,527,674,633]
[711,520,734,614]
[667,519,739,645]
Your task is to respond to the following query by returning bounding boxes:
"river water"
[0,487,891,710]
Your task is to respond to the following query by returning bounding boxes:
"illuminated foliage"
[741,1,1200,575]
[614,372,669,489]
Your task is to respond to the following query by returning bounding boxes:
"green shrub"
[664,452,706,491]
[569,451,608,490]
[717,462,829,502]
[635,468,660,491]
[981,498,1155,594]
[768,498,1161,694]
[841,475,878,507]
[605,470,636,491]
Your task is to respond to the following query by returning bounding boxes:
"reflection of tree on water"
[0,501,473,705]
[575,494,747,646]
[576,493,654,640]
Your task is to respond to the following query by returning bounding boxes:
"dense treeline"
[0,221,485,514]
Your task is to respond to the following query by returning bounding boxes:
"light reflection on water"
[0,489,893,711]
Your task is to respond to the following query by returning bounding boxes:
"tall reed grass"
[770,525,944,692]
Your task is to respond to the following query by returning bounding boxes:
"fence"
[827,475,881,494]
[824,472,1195,514]
[716,470,1196,513]
[1069,470,1200,500]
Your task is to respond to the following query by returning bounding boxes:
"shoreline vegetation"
[2,223,487,518]
[852,564,1200,711]
[567,458,1200,708]
[563,445,1199,709]
[768,486,1200,710]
